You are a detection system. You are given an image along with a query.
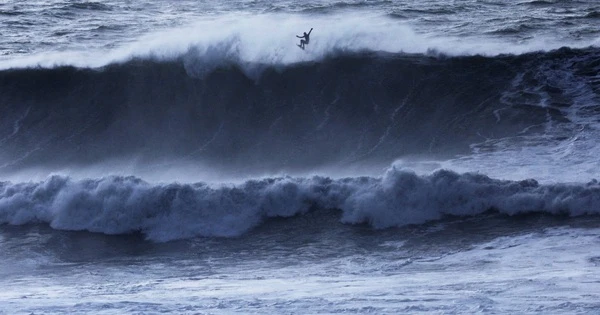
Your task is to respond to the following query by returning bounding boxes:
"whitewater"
[1,0,600,314]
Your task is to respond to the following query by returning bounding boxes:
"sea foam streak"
[1,167,599,242]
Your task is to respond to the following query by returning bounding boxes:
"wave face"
[1,47,598,176]
[1,45,600,240]
[1,168,599,242]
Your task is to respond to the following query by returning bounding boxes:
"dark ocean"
[1,1,600,313]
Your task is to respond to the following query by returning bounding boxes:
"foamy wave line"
[1,167,598,242]
[1,12,596,71]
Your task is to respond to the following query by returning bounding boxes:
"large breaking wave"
[1,38,600,239]
[1,46,599,177]
[1,167,599,242]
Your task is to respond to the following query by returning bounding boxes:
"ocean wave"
[1,168,599,242]
[584,11,600,19]
[67,2,113,11]
[0,47,598,177]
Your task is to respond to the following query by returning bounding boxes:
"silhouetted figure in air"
[296,28,313,50]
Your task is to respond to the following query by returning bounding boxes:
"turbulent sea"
[1,0,600,313]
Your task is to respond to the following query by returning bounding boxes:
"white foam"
[0,13,594,71]
[1,166,599,242]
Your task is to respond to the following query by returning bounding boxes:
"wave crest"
[1,12,596,71]
[2,168,599,242]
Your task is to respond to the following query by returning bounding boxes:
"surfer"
[296,28,313,50]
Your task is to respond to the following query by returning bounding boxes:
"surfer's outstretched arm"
[307,28,313,35]
[296,35,303,38]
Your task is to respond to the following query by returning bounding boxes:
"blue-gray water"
[1,0,600,313]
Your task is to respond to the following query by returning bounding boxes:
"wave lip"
[1,168,599,242]
[1,11,598,71]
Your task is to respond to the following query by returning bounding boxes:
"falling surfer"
[296,28,313,50]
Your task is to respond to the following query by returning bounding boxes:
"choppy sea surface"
[1,0,600,313]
